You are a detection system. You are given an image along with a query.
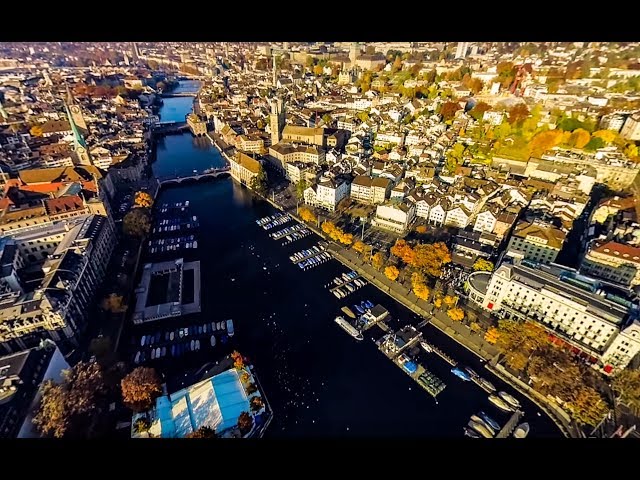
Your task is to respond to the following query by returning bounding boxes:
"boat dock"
[281,228,311,245]
[298,252,332,270]
[256,212,285,226]
[262,215,292,231]
[269,224,305,240]
[290,244,326,264]
[152,216,199,234]
[420,340,458,367]
[496,410,524,438]
[378,328,422,360]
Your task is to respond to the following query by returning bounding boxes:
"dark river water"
[132,84,563,438]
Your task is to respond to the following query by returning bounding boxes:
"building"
[466,259,640,373]
[230,152,261,187]
[131,367,258,438]
[600,113,627,133]
[350,175,390,205]
[474,206,499,234]
[0,239,24,294]
[0,215,115,356]
[236,135,264,154]
[372,201,416,234]
[592,196,636,224]
[620,114,640,141]
[506,221,567,264]
[445,204,472,229]
[455,42,469,59]
[187,114,207,137]
[281,125,325,148]
[269,96,286,146]
[581,241,640,287]
[482,110,504,126]
[349,43,359,65]
[269,143,325,165]
[313,176,350,212]
[601,321,640,373]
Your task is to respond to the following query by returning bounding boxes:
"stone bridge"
[157,166,231,186]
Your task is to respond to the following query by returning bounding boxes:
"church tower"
[349,42,359,66]
[269,95,286,146]
[272,53,278,88]
[65,103,92,166]
[66,85,88,134]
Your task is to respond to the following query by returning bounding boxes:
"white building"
[372,201,416,234]
[621,114,640,141]
[482,110,504,126]
[428,202,447,226]
[474,207,499,234]
[581,241,640,287]
[306,176,350,212]
[445,205,472,228]
[506,221,566,264]
[466,260,640,373]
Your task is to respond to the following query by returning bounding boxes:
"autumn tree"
[469,101,491,122]
[372,252,385,271]
[484,327,500,344]
[529,130,564,157]
[134,191,153,208]
[352,240,366,256]
[121,367,162,412]
[321,221,353,245]
[410,272,430,301]
[592,129,618,145]
[186,426,218,438]
[412,242,451,278]
[507,103,530,127]
[473,258,494,272]
[237,411,254,436]
[298,206,316,224]
[440,101,461,122]
[443,295,458,307]
[101,293,127,313]
[390,239,415,265]
[313,64,324,76]
[584,136,606,151]
[231,350,245,370]
[250,396,264,413]
[447,307,465,322]
[415,225,428,234]
[33,361,106,438]
[568,128,591,149]
[391,55,403,73]
[384,265,400,282]
[29,125,43,137]
[565,386,609,426]
[611,369,640,415]
[433,295,443,309]
[123,208,151,238]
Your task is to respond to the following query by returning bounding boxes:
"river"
[132,82,562,438]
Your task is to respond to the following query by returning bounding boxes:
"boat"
[451,367,472,381]
[470,415,496,436]
[332,290,342,298]
[498,391,521,409]
[513,422,530,438]
[169,331,175,341]
[151,348,156,360]
[156,347,161,358]
[334,316,363,341]
[198,325,203,335]
[190,340,195,351]
[134,351,141,364]
[195,340,200,351]
[341,306,356,319]
[161,346,167,357]
[216,321,222,330]
[468,420,494,438]
[464,366,479,378]
[171,345,176,356]
[364,300,374,309]
[140,336,146,347]
[479,378,496,393]
[464,427,481,438]
[227,319,234,337]
[354,304,365,314]
[488,394,514,412]
[210,334,216,347]
[211,322,217,331]
[420,341,433,353]
[478,411,500,431]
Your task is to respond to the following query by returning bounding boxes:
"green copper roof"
[65,103,87,149]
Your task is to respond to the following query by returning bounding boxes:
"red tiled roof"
[44,195,84,215]
[592,241,640,263]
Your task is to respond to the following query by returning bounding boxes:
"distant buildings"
[186,114,207,137]
[230,152,261,187]
[581,241,640,287]
[620,114,640,141]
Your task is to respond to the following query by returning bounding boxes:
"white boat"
[190,339,195,351]
[151,348,156,360]
[169,332,174,341]
[221,321,226,331]
[479,378,496,393]
[488,394,515,412]
[470,415,496,436]
[498,391,521,409]
[227,319,235,337]
[468,420,494,438]
[210,334,216,347]
[195,340,200,351]
[513,422,529,438]
[156,347,161,358]
[134,351,141,364]
[140,336,146,347]
[211,322,217,331]
[332,290,342,298]
[334,316,363,341]
[420,341,433,353]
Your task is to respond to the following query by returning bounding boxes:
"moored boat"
[451,367,472,381]
[341,306,356,318]
[488,394,515,412]
[420,341,433,353]
[226,319,234,337]
[334,316,363,341]
[464,427,481,438]
[498,391,521,409]
[478,411,500,431]
[468,419,494,438]
[470,415,496,436]
[513,422,530,438]
[479,378,496,393]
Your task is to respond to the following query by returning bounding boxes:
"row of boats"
[157,201,191,218]
[341,299,375,319]
[465,411,503,438]
[450,366,497,393]
[269,223,305,240]
[332,277,367,298]
[134,337,216,364]
[151,216,199,234]
[148,235,199,254]
[138,319,234,349]
[298,251,332,270]
[281,228,311,245]
[289,244,326,263]
[256,212,286,227]
[261,214,292,231]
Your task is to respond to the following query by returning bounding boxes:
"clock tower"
[66,85,88,133]
[65,103,92,166]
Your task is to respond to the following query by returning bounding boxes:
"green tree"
[611,369,640,415]
[296,179,308,199]
[33,361,106,438]
[469,101,491,122]
[249,164,268,196]
[123,208,151,238]
[584,136,606,151]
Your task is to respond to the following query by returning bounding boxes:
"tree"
[249,164,268,195]
[415,225,428,234]
[484,327,500,344]
[565,386,609,426]
[584,136,606,151]
[410,272,430,301]
[372,252,385,271]
[121,367,162,412]
[321,221,352,245]
[231,350,245,370]
[443,295,458,307]
[33,361,105,438]
[391,239,415,265]
[529,130,564,157]
[392,55,403,73]
[186,426,218,438]
[433,295,443,309]
[625,143,639,160]
[384,265,400,281]
[557,116,583,132]
[313,64,324,76]
[568,128,591,149]
[356,111,370,123]
[29,125,43,137]
[237,411,254,436]
[447,307,465,322]
[250,396,264,413]
[298,206,316,224]
[492,121,512,140]
[473,258,494,272]
[322,113,333,125]
[296,179,308,199]
[469,101,491,122]
[412,242,451,277]
[508,103,530,126]
[592,129,618,145]
[133,417,150,434]
[101,293,127,313]
[611,369,640,415]
[134,191,154,208]
[352,240,366,255]
[123,208,151,238]
[440,101,461,122]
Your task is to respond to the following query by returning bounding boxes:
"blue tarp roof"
[403,361,418,374]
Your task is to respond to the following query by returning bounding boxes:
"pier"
[496,410,524,438]
[269,223,306,240]
[421,340,458,367]
[290,244,326,264]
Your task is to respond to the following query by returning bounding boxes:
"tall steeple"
[132,42,140,63]
[65,85,88,133]
[65,103,91,166]
[272,52,278,88]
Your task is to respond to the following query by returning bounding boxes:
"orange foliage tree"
[529,130,564,157]
[372,252,385,270]
[121,367,162,412]
[384,265,400,281]
[411,272,430,300]
[447,307,465,322]
[298,207,317,224]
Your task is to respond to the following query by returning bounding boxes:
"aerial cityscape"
[1,41,640,439]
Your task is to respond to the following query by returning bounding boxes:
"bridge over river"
[156,166,230,186]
